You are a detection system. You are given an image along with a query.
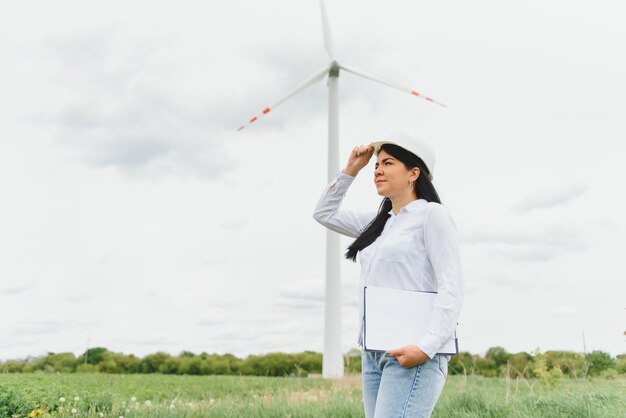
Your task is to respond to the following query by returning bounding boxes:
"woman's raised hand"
[342,144,374,177]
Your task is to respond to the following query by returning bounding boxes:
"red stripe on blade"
[262,108,271,114]
[411,91,421,97]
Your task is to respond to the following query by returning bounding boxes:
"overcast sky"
[1,0,625,362]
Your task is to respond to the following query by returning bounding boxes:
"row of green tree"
[449,347,625,379]
[1,347,624,378]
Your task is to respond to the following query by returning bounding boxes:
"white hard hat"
[370,131,436,180]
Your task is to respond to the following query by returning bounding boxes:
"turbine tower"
[238,1,445,379]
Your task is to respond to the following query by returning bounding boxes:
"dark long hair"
[345,143,441,262]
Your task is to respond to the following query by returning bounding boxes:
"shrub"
[532,351,564,389]
[505,352,533,378]
[585,351,616,376]
[544,351,585,377]
[600,368,618,379]
[240,353,298,377]
[474,356,497,377]
[76,364,99,373]
[77,347,109,365]
[139,352,171,374]
[0,360,26,373]
[448,352,475,375]
[485,346,510,370]
[615,355,626,374]
[345,349,361,373]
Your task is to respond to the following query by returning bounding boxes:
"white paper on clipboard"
[363,285,459,355]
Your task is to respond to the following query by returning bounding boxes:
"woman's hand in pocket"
[386,345,430,368]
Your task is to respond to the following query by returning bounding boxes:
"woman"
[313,131,463,418]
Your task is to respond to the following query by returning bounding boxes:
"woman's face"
[374,150,419,199]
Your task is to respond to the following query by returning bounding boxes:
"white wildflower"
[74,396,80,401]
[71,408,77,414]
[59,397,65,403]
[130,396,136,402]
[145,400,152,407]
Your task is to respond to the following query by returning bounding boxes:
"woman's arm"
[312,145,376,238]
[312,172,376,237]
[417,203,464,359]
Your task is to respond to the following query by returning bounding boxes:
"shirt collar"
[388,199,426,216]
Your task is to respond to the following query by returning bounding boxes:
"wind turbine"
[237,0,445,379]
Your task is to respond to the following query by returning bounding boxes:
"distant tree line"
[0,347,624,378]
[449,347,625,379]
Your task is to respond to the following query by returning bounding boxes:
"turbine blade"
[320,0,335,59]
[237,65,330,131]
[340,64,447,108]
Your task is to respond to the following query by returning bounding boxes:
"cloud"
[62,291,100,304]
[465,222,587,262]
[274,278,360,314]
[0,335,47,357]
[197,318,226,327]
[274,298,324,313]
[202,257,227,267]
[232,35,407,134]
[0,279,38,295]
[197,311,230,327]
[120,336,179,347]
[220,219,248,230]
[280,283,324,303]
[21,17,402,178]
[511,183,588,215]
[550,305,580,317]
[46,88,233,178]
[275,279,324,312]
[196,302,234,327]
[479,274,536,291]
[25,26,236,177]
[14,320,64,336]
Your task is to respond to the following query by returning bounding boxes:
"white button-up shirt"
[313,172,464,358]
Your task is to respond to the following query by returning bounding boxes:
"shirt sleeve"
[312,172,377,238]
[417,203,464,359]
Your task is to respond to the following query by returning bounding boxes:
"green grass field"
[1,373,624,417]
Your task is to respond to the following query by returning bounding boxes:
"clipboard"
[363,285,459,355]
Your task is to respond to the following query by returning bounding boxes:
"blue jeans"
[361,350,448,418]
